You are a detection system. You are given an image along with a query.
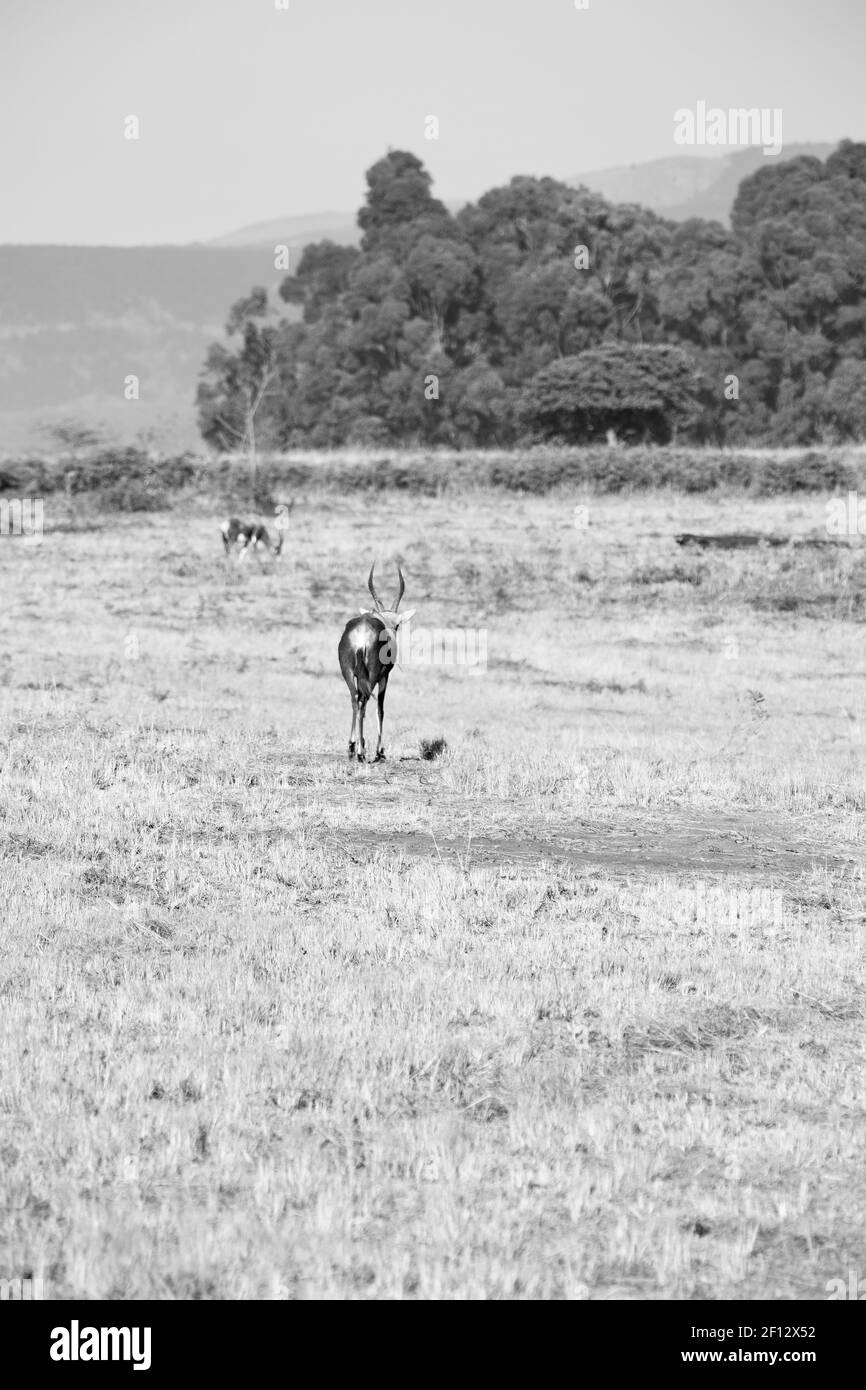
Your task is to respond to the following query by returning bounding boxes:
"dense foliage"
[197,143,866,449]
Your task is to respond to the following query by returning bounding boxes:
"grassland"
[0,477,864,1300]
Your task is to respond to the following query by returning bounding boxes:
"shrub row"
[0,445,863,507]
[214,446,866,498]
[0,449,200,511]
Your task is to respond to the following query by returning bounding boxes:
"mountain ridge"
[568,143,834,222]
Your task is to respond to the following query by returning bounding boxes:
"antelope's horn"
[395,564,405,610]
[368,563,384,610]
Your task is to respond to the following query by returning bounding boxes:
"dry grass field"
[1,478,864,1300]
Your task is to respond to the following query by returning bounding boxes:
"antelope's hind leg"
[339,636,359,758]
[374,683,387,762]
[348,686,358,757]
[356,692,369,762]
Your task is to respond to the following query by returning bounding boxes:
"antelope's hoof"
[347,742,356,757]
[356,751,366,763]
[374,750,386,763]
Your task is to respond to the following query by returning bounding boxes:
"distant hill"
[0,245,293,451]
[209,211,359,249]
[569,144,834,223]
[209,202,467,249]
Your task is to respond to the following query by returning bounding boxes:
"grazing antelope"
[338,564,415,762]
[220,516,284,562]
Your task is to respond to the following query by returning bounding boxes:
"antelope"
[220,516,284,562]
[338,564,415,762]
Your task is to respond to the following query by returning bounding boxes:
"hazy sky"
[2,0,864,245]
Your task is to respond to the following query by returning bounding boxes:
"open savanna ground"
[1,479,864,1300]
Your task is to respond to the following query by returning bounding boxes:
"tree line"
[197,141,866,450]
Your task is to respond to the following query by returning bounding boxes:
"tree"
[450,360,516,446]
[821,359,866,441]
[38,417,113,451]
[726,143,866,441]
[357,150,451,255]
[520,344,701,444]
[197,288,281,456]
[404,235,480,354]
[279,241,360,323]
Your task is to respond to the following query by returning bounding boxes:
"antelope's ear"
[395,609,416,626]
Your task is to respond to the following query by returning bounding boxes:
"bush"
[98,479,170,512]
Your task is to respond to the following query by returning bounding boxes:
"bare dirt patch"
[327,808,852,881]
